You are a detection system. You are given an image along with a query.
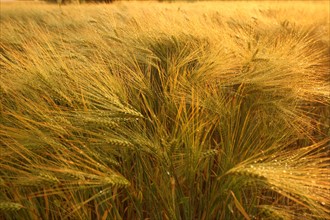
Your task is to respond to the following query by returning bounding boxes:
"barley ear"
[0,202,24,212]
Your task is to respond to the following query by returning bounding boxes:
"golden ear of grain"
[82,117,119,128]
[117,108,143,118]
[226,140,330,219]
[105,139,134,147]
[201,149,219,159]
[58,169,87,181]
[38,172,60,184]
[0,202,24,212]
[102,174,130,188]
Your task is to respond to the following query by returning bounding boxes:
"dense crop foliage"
[0,2,329,219]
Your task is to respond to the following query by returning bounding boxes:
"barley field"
[0,1,329,219]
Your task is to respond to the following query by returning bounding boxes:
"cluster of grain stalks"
[0,1,329,220]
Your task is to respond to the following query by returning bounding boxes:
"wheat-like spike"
[259,205,293,219]
[104,157,120,167]
[230,168,267,180]
[59,169,86,181]
[0,202,24,212]
[89,151,120,166]
[111,117,141,123]
[82,173,100,180]
[117,107,143,118]
[38,172,60,184]
[201,149,219,159]
[95,154,120,166]
[102,174,130,188]
[15,175,55,187]
[82,117,119,128]
[69,173,130,188]
[105,139,134,147]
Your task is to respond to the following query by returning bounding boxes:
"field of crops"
[1,1,329,219]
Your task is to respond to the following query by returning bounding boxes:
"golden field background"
[0,1,329,219]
